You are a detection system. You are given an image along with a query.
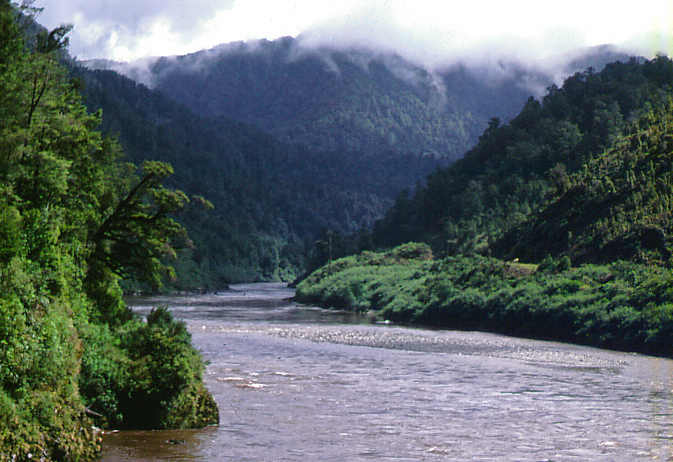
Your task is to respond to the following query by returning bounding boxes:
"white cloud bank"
[34,0,673,64]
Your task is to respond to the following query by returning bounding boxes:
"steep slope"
[0,6,219,459]
[74,66,443,286]
[294,57,673,359]
[371,56,673,265]
[492,88,673,264]
[76,38,647,285]
[103,36,537,159]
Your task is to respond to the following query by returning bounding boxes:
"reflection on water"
[125,283,369,325]
[102,283,673,461]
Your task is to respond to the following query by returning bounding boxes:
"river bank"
[294,243,673,359]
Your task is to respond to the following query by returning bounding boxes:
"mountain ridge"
[74,64,445,285]
[75,37,650,285]
[370,55,673,267]
[85,37,641,160]
[84,36,544,158]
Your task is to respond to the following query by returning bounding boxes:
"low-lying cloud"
[36,0,672,66]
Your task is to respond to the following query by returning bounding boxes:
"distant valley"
[77,37,642,286]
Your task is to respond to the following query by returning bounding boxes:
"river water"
[102,283,673,461]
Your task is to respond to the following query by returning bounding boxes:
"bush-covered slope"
[0,6,217,460]
[295,244,673,358]
[74,66,444,286]
[109,36,536,159]
[372,56,673,264]
[297,56,673,357]
[81,39,646,286]
[492,95,673,264]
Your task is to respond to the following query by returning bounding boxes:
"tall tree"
[0,4,214,458]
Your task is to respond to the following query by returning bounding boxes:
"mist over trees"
[73,64,449,286]
[75,34,650,286]
[295,56,673,360]
[97,36,541,159]
[372,56,673,266]
[5,0,673,458]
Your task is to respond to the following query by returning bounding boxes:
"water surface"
[103,283,673,461]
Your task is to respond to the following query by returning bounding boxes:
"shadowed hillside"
[97,36,541,159]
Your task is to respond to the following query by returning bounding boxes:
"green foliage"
[497,89,673,265]
[296,243,434,314]
[0,7,218,460]
[78,322,128,426]
[414,288,488,329]
[74,65,445,287]
[105,308,219,430]
[78,310,219,431]
[297,244,673,358]
[385,242,434,261]
[345,58,673,359]
[372,57,673,266]
[88,159,191,291]
[142,37,531,159]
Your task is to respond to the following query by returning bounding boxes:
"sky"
[34,0,673,66]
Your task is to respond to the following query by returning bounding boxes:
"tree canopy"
[0,4,217,459]
[372,56,673,267]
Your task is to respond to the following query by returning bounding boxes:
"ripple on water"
[109,285,673,462]
[191,321,629,371]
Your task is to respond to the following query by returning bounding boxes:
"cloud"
[35,0,235,60]
[35,0,350,60]
[38,0,230,33]
[34,0,672,63]
[299,0,673,69]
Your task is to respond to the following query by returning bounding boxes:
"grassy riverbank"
[295,243,673,358]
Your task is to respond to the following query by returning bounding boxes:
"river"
[102,283,673,461]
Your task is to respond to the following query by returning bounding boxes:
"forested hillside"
[100,36,538,159]
[373,56,673,265]
[296,56,673,358]
[0,4,218,460]
[80,38,643,286]
[73,66,444,286]
[492,89,673,264]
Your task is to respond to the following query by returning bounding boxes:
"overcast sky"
[34,0,673,65]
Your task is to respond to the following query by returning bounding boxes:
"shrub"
[78,323,129,427]
[79,309,219,431]
[385,242,434,261]
[117,308,219,430]
[543,278,582,296]
[414,288,486,329]
[298,246,673,358]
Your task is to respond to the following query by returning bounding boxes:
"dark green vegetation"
[79,308,218,431]
[122,36,536,158]
[295,243,673,358]
[73,64,445,287]
[0,5,217,460]
[373,56,673,264]
[82,39,636,287]
[298,57,673,358]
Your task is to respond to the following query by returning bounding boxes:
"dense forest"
[296,56,673,358]
[72,66,445,286]
[5,0,673,455]
[0,4,217,460]
[105,36,537,159]
[372,56,673,263]
[79,39,637,288]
